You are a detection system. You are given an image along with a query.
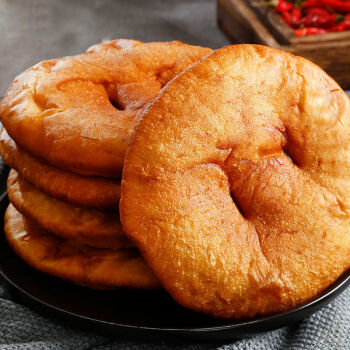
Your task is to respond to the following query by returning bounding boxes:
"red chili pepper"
[282,7,302,28]
[255,0,350,36]
[302,0,350,13]
[301,7,337,28]
[294,27,328,36]
[292,7,302,20]
[329,19,350,31]
[275,0,294,13]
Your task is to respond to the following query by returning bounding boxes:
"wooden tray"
[217,0,350,89]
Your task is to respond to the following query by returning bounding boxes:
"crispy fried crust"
[0,39,212,177]
[7,169,131,249]
[120,45,350,319]
[4,204,160,289]
[0,128,120,209]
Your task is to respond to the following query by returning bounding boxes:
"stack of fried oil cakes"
[0,39,211,289]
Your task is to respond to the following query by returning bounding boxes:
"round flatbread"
[0,39,211,177]
[8,169,130,249]
[0,128,120,210]
[5,204,160,289]
[121,45,350,319]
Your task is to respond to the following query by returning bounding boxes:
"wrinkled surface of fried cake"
[121,45,350,319]
[8,170,131,249]
[0,128,120,210]
[0,39,212,177]
[5,204,160,289]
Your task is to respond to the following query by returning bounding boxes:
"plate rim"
[1,260,350,334]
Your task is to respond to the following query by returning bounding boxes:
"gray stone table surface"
[0,1,349,349]
[0,0,228,96]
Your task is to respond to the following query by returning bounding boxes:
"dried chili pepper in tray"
[329,19,350,31]
[275,0,294,12]
[301,8,337,28]
[282,7,302,28]
[294,27,328,36]
[255,0,350,36]
[302,0,350,13]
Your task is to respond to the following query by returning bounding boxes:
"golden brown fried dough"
[0,39,211,177]
[121,45,350,319]
[0,128,120,209]
[5,204,160,289]
[7,169,130,249]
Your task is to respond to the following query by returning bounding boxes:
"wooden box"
[217,0,350,89]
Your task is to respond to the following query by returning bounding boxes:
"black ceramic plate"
[0,192,350,341]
